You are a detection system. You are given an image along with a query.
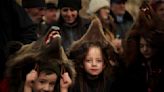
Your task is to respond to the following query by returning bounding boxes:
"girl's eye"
[85,60,92,63]
[50,82,55,86]
[97,60,103,63]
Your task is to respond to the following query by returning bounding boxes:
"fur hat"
[68,16,118,55]
[87,0,110,14]
[22,0,46,8]
[58,0,82,10]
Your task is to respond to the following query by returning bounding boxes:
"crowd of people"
[0,0,164,92]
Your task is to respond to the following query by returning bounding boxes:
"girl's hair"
[69,41,119,92]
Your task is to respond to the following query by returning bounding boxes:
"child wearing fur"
[68,17,121,92]
[5,29,76,92]
[24,60,72,92]
[69,41,115,92]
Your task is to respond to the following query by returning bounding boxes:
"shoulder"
[79,16,91,26]
[124,11,134,22]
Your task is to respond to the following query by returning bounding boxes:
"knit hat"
[87,0,110,14]
[58,0,82,10]
[22,0,46,8]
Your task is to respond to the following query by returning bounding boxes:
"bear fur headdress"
[5,27,76,92]
[68,16,119,66]
[124,1,164,64]
[127,1,164,37]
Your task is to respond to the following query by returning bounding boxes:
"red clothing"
[0,78,9,92]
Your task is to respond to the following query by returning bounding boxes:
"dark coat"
[0,0,37,79]
[71,74,113,92]
[110,11,134,39]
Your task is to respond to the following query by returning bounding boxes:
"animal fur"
[5,28,76,92]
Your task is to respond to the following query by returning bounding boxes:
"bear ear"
[78,16,107,42]
[6,41,23,56]
[70,16,109,49]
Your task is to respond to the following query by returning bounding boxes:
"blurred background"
[16,0,148,21]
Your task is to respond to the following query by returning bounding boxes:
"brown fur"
[6,28,76,92]
[124,1,164,65]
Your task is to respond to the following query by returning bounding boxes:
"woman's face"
[140,37,153,59]
[98,7,110,20]
[33,72,57,92]
[156,3,164,21]
[83,46,105,76]
[60,7,78,24]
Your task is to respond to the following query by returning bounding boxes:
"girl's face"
[33,72,57,92]
[60,7,78,24]
[140,37,153,59]
[83,46,105,76]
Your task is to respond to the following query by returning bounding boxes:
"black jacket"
[0,0,37,79]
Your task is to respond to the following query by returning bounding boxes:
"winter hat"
[22,0,46,8]
[46,2,58,9]
[58,0,82,10]
[87,0,110,14]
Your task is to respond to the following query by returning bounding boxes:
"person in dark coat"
[0,0,37,80]
[119,2,164,92]
[110,0,134,39]
[50,0,91,53]
[39,2,59,37]
[21,0,46,38]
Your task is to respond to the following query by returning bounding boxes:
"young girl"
[69,41,118,92]
[123,2,164,92]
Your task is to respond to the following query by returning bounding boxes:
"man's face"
[60,7,78,24]
[44,8,59,24]
[111,2,126,16]
[33,72,58,92]
[26,7,45,23]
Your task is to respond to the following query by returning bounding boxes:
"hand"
[112,38,123,53]
[25,70,38,88]
[60,72,72,92]
[112,38,122,48]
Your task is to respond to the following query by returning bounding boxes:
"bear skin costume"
[3,27,76,92]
